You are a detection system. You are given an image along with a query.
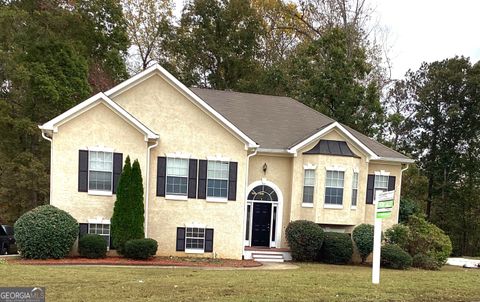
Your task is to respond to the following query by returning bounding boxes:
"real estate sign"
[375,191,394,219]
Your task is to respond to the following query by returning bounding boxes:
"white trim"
[185,248,205,254]
[207,154,231,162]
[302,203,314,208]
[372,157,415,164]
[166,152,191,159]
[39,93,159,141]
[206,197,228,203]
[351,205,357,210]
[87,190,112,196]
[166,195,188,201]
[375,170,391,176]
[323,204,343,209]
[185,222,206,228]
[303,163,317,170]
[87,218,111,224]
[88,146,114,152]
[287,122,378,159]
[326,165,346,171]
[353,167,359,173]
[104,64,258,148]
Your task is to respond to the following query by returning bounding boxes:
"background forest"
[1,0,479,256]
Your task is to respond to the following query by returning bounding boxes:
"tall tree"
[111,157,132,253]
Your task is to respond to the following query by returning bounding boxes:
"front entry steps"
[251,252,285,263]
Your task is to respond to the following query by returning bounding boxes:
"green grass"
[0,263,479,301]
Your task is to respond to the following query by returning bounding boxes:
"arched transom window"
[247,185,278,201]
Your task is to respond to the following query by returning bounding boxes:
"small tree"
[352,224,374,263]
[111,156,145,253]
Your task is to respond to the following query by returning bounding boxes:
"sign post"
[372,190,395,284]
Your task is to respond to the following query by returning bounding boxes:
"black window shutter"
[78,150,89,192]
[112,153,123,194]
[228,162,238,201]
[366,174,375,204]
[176,227,186,251]
[109,235,114,250]
[79,223,88,238]
[197,160,207,199]
[188,159,198,198]
[205,228,214,252]
[156,157,166,197]
[388,176,396,191]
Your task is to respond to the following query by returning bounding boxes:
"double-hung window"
[207,161,229,199]
[89,151,113,192]
[88,223,110,249]
[325,170,345,206]
[166,158,189,196]
[185,227,205,252]
[374,175,389,199]
[303,169,315,204]
[351,172,359,207]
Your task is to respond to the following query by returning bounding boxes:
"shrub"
[14,205,78,259]
[124,238,158,260]
[352,224,374,263]
[319,232,353,264]
[285,220,324,261]
[78,234,107,259]
[384,224,410,251]
[399,198,421,223]
[381,244,412,269]
[412,253,438,270]
[405,215,452,269]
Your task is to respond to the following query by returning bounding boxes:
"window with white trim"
[351,172,359,207]
[325,170,345,205]
[88,223,110,249]
[303,169,315,203]
[166,158,189,196]
[185,227,205,251]
[374,175,389,197]
[207,161,229,198]
[89,151,113,192]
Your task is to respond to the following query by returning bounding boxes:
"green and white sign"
[375,191,395,219]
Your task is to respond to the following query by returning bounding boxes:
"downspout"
[241,148,258,259]
[401,164,410,173]
[145,139,159,238]
[41,130,53,204]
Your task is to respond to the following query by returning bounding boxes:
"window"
[89,151,113,192]
[88,223,110,249]
[351,172,359,207]
[166,158,189,196]
[325,170,345,205]
[374,175,389,199]
[207,161,229,198]
[185,227,205,251]
[303,170,315,204]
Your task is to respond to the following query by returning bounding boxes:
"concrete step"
[252,253,284,262]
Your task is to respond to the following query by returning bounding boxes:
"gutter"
[144,140,159,238]
[241,148,258,259]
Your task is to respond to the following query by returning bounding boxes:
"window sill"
[323,204,343,209]
[165,195,188,201]
[185,248,205,254]
[206,197,228,203]
[301,203,314,208]
[351,206,357,210]
[88,190,112,196]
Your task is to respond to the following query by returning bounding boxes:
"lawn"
[1,262,479,301]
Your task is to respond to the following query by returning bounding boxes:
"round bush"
[285,220,324,261]
[384,224,410,251]
[79,234,107,259]
[352,224,374,263]
[319,232,353,264]
[124,238,158,260]
[14,205,78,259]
[381,244,412,270]
[412,253,440,270]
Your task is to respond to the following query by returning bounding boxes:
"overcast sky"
[172,0,480,80]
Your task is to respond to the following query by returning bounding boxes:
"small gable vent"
[303,140,359,158]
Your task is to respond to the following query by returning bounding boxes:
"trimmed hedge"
[381,244,412,270]
[319,232,353,264]
[285,220,324,261]
[78,234,107,259]
[352,224,374,263]
[14,205,78,259]
[412,253,439,270]
[124,238,158,259]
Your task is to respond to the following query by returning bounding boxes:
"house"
[39,64,413,261]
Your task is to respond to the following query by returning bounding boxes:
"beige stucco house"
[39,64,413,261]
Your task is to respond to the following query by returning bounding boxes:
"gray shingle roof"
[190,88,410,160]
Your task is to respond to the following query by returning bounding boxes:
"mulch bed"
[8,256,262,268]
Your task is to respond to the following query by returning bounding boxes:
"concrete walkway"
[447,257,480,268]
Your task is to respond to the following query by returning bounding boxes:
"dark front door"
[251,203,272,247]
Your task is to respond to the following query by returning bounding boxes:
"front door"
[251,203,272,247]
